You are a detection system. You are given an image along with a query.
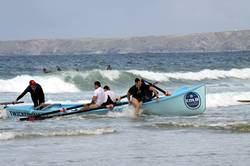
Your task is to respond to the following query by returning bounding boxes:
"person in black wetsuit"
[141,79,159,102]
[127,78,159,115]
[106,65,112,70]
[15,80,45,108]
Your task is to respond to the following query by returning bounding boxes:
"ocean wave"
[0,109,7,119]
[0,127,116,141]
[1,68,250,93]
[0,75,80,93]
[153,121,250,133]
[207,91,250,108]
[127,68,250,81]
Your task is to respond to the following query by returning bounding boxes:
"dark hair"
[94,81,101,87]
[135,78,140,83]
[103,85,110,90]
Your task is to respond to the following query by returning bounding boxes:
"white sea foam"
[0,128,115,140]
[97,70,121,81]
[207,91,250,108]
[127,68,250,81]
[0,132,16,140]
[1,68,250,93]
[61,69,121,81]
[0,75,80,93]
[106,106,136,118]
[0,109,7,119]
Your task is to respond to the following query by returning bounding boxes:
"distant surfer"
[42,68,51,74]
[106,65,112,70]
[56,66,62,71]
[15,80,46,109]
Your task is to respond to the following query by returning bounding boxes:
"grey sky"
[0,0,249,40]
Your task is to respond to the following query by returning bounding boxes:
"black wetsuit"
[128,84,156,103]
[102,96,114,106]
[16,84,45,107]
[128,84,147,102]
[142,85,155,102]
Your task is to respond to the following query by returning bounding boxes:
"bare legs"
[79,103,99,111]
[130,98,142,115]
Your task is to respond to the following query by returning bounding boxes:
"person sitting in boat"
[102,85,118,109]
[127,78,160,116]
[141,79,160,102]
[15,80,45,108]
[80,81,106,111]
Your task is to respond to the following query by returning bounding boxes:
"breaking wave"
[0,127,116,141]
[0,75,80,93]
[1,68,250,93]
[207,91,250,108]
[153,121,250,133]
[127,68,250,81]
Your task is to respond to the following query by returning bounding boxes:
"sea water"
[0,52,250,166]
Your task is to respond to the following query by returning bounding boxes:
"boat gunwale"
[142,84,205,106]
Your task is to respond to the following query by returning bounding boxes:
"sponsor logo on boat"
[184,92,201,109]
[9,111,39,117]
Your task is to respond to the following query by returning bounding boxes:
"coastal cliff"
[0,30,250,55]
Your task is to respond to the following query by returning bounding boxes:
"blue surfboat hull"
[5,85,206,117]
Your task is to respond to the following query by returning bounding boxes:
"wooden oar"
[237,100,250,103]
[20,101,128,121]
[19,104,85,121]
[0,101,24,105]
[143,80,169,95]
[39,101,129,121]
[118,95,127,101]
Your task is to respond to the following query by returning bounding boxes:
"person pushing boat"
[15,80,45,108]
[127,78,160,115]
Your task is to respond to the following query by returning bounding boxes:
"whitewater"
[0,52,250,166]
[1,68,250,108]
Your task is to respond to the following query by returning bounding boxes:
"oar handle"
[0,101,24,105]
[119,95,127,100]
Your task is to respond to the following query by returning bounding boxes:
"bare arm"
[91,96,97,104]
[149,86,159,98]
[127,92,131,104]
[16,87,29,101]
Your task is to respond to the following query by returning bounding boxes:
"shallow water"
[0,52,250,165]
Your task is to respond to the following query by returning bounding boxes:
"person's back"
[94,86,106,106]
[103,85,117,105]
[29,84,44,105]
[16,80,45,107]
[80,81,106,111]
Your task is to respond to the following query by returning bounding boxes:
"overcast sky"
[0,0,249,40]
